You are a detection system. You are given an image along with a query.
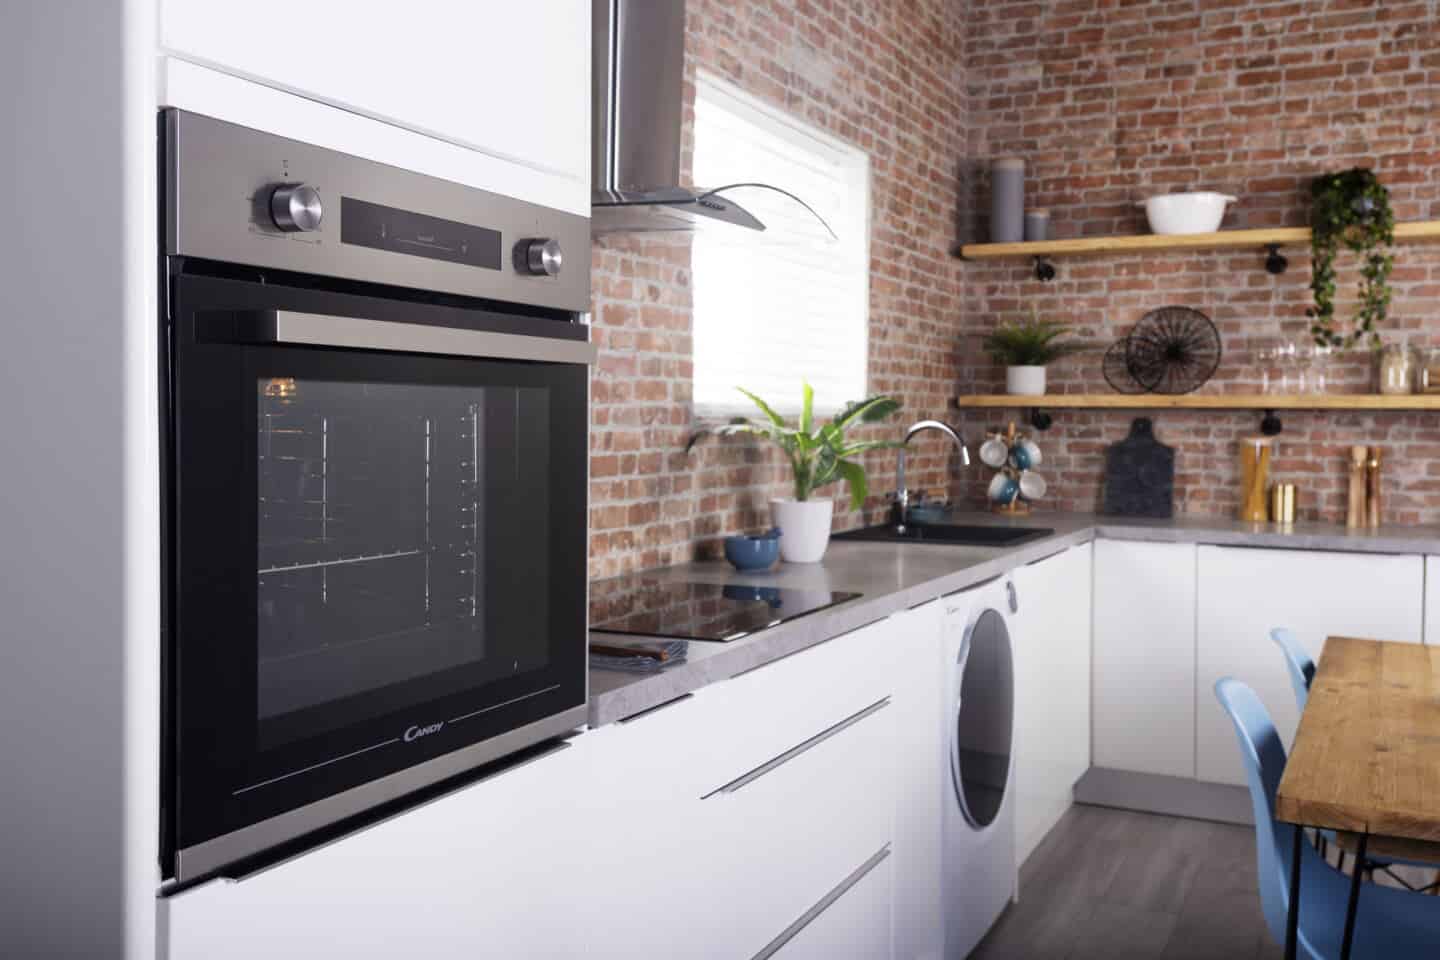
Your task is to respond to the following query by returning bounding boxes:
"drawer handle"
[749,844,892,960]
[703,697,891,799]
[616,693,694,725]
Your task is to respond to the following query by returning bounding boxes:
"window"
[690,72,871,418]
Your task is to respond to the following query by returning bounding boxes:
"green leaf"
[834,459,868,510]
[835,438,903,459]
[981,317,1090,366]
[828,395,901,431]
[700,385,902,510]
[736,387,789,431]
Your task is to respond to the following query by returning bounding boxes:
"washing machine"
[941,575,1018,959]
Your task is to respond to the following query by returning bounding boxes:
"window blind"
[690,72,871,418]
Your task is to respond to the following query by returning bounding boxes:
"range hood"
[591,0,833,238]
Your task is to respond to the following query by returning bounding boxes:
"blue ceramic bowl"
[907,503,950,526]
[724,529,781,571]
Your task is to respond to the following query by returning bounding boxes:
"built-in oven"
[159,110,593,883]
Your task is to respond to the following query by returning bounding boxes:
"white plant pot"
[1006,365,1047,395]
[770,498,834,564]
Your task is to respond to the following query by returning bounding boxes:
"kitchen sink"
[834,522,1055,547]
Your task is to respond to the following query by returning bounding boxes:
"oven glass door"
[166,270,587,876]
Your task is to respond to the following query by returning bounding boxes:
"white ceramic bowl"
[1137,192,1237,235]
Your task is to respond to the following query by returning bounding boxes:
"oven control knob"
[269,183,324,232]
[521,238,563,277]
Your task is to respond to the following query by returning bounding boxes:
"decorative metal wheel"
[1125,306,1222,395]
[1103,339,1159,394]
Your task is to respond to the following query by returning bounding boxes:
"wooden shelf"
[957,220,1440,260]
[954,393,1440,411]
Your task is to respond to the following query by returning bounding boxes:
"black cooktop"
[590,575,861,643]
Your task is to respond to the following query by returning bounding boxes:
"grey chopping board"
[1102,417,1175,518]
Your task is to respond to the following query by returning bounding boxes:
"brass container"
[1238,436,1274,523]
[1270,483,1296,525]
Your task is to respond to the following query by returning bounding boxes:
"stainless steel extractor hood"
[591,0,833,237]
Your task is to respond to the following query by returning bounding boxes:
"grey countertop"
[586,511,1440,727]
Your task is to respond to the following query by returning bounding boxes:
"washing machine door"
[950,605,1015,829]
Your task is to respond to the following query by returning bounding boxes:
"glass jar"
[1376,343,1419,395]
[1421,349,1440,395]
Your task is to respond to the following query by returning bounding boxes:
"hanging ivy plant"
[1307,168,1394,348]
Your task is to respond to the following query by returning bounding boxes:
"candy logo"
[403,721,444,743]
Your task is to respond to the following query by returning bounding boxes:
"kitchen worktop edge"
[585,512,1440,728]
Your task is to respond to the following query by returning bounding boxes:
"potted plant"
[1308,168,1395,348]
[690,385,901,563]
[982,310,1088,395]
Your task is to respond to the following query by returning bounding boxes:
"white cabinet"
[1092,540,1197,779]
[1425,556,1440,645]
[773,849,895,960]
[1011,543,1093,865]
[1195,546,1423,785]
[587,616,901,960]
[889,601,944,960]
[163,734,597,959]
[159,0,591,212]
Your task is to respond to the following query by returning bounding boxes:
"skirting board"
[1074,767,1253,826]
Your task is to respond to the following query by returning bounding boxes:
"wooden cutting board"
[1102,417,1175,518]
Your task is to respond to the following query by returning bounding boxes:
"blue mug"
[1009,438,1042,471]
[987,472,1019,505]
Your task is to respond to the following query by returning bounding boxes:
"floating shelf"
[954,393,1440,411]
[957,220,1440,260]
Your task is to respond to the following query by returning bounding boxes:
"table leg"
[1340,833,1368,960]
[1286,823,1302,960]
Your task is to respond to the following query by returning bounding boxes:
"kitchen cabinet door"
[1011,542,1093,866]
[772,848,895,960]
[160,0,590,209]
[1092,540,1197,779]
[1425,556,1440,645]
[1195,546,1423,785]
[163,734,597,959]
[889,601,944,960]
[583,689,755,960]
[587,615,901,960]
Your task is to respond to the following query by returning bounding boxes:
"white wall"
[0,1,158,956]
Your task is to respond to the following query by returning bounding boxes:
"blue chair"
[1270,627,1316,711]
[1214,677,1440,959]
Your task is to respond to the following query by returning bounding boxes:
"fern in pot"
[691,385,901,563]
[983,311,1088,395]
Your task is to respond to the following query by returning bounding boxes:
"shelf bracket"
[1264,244,1288,275]
[1033,256,1056,282]
[1260,409,1284,436]
[1028,408,1053,431]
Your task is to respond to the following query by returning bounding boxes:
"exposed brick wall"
[588,0,970,578]
[588,0,1440,580]
[959,0,1440,525]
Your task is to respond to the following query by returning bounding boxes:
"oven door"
[165,268,590,881]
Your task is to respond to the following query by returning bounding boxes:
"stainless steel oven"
[159,110,592,883]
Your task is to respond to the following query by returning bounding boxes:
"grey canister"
[990,157,1025,243]
[1024,208,1051,242]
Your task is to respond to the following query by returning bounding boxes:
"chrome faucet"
[894,420,971,527]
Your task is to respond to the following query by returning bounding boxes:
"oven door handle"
[198,309,598,365]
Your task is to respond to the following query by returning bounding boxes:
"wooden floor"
[971,805,1283,960]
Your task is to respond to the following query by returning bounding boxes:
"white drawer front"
[768,847,894,960]
[707,694,897,958]
[702,618,899,782]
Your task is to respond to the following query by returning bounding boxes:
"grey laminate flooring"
[971,805,1282,960]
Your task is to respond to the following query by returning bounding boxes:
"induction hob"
[590,575,861,643]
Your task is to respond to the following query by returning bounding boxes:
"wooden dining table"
[1275,636,1440,960]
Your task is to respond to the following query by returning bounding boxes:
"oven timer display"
[340,196,502,271]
